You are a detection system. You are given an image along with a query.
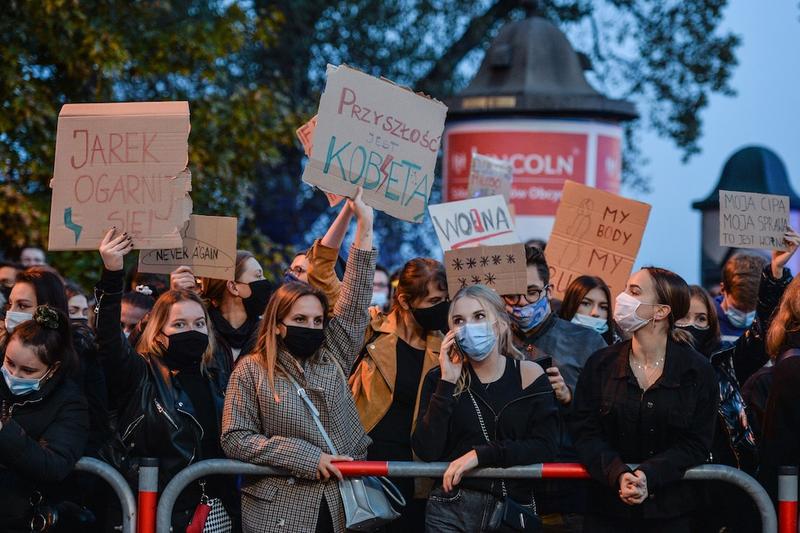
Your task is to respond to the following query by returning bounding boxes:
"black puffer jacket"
[0,372,89,532]
[95,268,232,517]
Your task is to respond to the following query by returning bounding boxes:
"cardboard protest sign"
[137,215,238,280]
[719,190,790,251]
[545,181,651,299]
[302,64,448,222]
[296,115,318,157]
[467,153,514,203]
[429,195,520,251]
[48,102,192,250]
[444,243,527,298]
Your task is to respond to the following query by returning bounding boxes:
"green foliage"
[1,0,739,277]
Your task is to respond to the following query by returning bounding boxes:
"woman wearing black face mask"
[222,189,375,533]
[348,257,448,531]
[95,229,239,531]
[202,250,273,364]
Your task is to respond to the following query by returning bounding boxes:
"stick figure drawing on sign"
[558,198,593,269]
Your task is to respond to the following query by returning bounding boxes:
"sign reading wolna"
[428,195,520,251]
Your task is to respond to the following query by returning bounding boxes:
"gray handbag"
[287,374,405,531]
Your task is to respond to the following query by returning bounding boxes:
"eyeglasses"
[502,285,549,307]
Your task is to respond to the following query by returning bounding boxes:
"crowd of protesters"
[2,192,800,533]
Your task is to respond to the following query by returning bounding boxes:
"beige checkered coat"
[221,246,376,532]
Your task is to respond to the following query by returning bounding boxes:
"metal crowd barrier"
[75,457,137,533]
[154,460,777,533]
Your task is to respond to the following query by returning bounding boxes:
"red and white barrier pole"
[778,466,798,533]
[137,458,159,533]
[541,463,590,479]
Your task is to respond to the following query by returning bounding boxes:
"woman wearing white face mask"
[412,285,558,532]
[0,306,89,532]
[559,275,622,345]
[570,267,718,532]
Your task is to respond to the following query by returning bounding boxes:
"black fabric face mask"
[281,324,325,361]
[164,330,209,369]
[242,279,273,320]
[411,300,450,333]
[678,325,714,355]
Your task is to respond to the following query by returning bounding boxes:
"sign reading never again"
[428,195,520,251]
[719,190,790,251]
[48,102,192,250]
[138,215,238,280]
[302,65,448,222]
[545,181,651,299]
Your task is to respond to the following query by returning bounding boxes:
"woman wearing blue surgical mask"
[571,267,718,532]
[559,275,622,345]
[413,284,559,532]
[0,305,89,532]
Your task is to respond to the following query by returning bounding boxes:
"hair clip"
[135,285,154,296]
[34,306,60,330]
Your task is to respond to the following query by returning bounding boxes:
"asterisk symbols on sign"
[492,255,502,265]
[483,273,497,286]
[480,256,490,267]
[471,275,481,284]
[458,277,468,289]
[506,254,516,264]
[452,258,464,270]
[466,258,477,269]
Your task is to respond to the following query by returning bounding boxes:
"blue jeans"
[425,486,497,532]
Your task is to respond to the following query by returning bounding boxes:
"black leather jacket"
[95,268,229,490]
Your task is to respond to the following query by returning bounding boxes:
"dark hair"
[9,306,77,373]
[122,290,155,312]
[391,258,447,313]
[0,260,23,271]
[559,275,616,334]
[64,280,86,301]
[129,271,169,300]
[375,264,390,280]
[641,267,692,345]
[525,245,549,286]
[721,252,767,311]
[687,285,722,356]
[17,267,68,315]
[203,250,256,306]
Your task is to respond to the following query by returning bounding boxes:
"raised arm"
[320,188,376,372]
[94,229,146,399]
[306,202,353,312]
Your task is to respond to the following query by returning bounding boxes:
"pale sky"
[627,0,800,284]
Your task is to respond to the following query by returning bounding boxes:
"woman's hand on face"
[439,329,463,384]
[772,227,800,278]
[317,453,352,482]
[99,228,133,271]
[442,450,478,493]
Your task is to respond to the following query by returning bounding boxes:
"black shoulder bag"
[466,389,541,532]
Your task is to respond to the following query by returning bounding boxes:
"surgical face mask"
[4,311,33,333]
[613,292,654,334]
[511,296,550,331]
[370,291,389,309]
[1,365,52,396]
[455,322,497,362]
[571,313,609,334]
[725,305,755,329]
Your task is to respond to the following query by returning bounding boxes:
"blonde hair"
[135,289,217,372]
[448,284,523,395]
[251,282,329,400]
[766,276,800,359]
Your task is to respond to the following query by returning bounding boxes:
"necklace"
[629,352,664,389]
[629,356,664,372]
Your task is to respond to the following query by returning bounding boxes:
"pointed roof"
[693,145,800,210]
[448,14,636,120]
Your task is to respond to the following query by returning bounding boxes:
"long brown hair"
[687,285,722,356]
[559,275,615,334]
[251,282,329,399]
[135,290,217,371]
[448,284,523,395]
[766,276,800,359]
[202,250,256,307]
[641,267,692,345]
[391,258,446,313]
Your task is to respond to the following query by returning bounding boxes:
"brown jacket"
[350,311,442,434]
[221,246,376,532]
